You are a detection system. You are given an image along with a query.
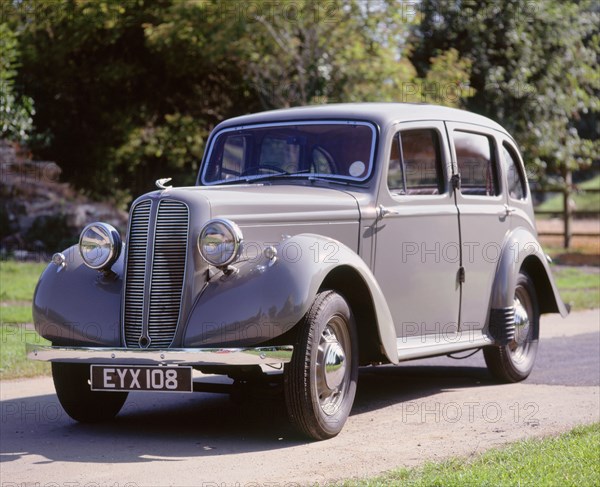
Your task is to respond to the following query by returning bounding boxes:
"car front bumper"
[26,344,293,366]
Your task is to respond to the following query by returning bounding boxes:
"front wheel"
[484,272,539,382]
[52,363,128,422]
[284,291,358,440]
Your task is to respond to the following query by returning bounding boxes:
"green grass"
[536,174,600,214]
[0,260,49,379]
[0,260,46,301]
[346,423,600,486]
[552,266,600,310]
[0,323,50,379]
[0,304,34,324]
[0,260,46,326]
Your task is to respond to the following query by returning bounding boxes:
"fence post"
[563,168,572,249]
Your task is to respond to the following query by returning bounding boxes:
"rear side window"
[454,131,499,196]
[502,143,527,200]
[388,129,444,195]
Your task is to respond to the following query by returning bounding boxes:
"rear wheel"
[52,363,128,422]
[284,291,358,440]
[484,272,539,382]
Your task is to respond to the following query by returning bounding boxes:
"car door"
[445,123,510,333]
[373,121,461,340]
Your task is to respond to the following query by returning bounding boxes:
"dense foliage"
[1,0,597,203]
[0,22,34,142]
[411,0,599,182]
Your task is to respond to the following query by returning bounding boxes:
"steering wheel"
[241,164,287,176]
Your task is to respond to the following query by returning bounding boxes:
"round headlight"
[79,222,121,270]
[198,218,243,268]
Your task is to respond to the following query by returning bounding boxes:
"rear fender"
[488,227,568,343]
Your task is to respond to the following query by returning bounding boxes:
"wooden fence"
[533,171,600,248]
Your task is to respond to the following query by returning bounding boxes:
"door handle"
[503,204,517,216]
[377,204,399,219]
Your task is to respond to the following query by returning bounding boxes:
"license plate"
[90,365,193,393]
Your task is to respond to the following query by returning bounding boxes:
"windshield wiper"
[210,169,363,187]
[305,175,365,187]
[240,169,312,183]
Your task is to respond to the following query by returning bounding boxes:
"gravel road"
[1,309,598,486]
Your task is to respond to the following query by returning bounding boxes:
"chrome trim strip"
[396,333,493,362]
[27,344,293,366]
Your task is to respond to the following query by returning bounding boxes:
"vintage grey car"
[29,103,568,440]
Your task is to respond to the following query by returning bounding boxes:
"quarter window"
[454,131,499,196]
[502,143,527,200]
[388,129,444,195]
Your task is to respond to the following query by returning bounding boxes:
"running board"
[396,332,493,362]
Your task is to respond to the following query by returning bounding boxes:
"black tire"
[52,363,128,422]
[284,291,358,440]
[484,272,539,382]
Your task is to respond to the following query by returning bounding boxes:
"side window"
[454,131,499,196]
[387,129,444,195]
[502,143,527,200]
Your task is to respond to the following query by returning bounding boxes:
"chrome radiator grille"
[123,200,151,347]
[123,199,189,348]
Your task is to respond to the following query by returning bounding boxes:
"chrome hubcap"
[323,337,346,390]
[513,298,530,345]
[509,289,533,364]
[316,318,350,416]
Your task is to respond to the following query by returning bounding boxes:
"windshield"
[200,121,376,185]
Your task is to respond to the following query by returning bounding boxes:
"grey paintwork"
[32,103,567,367]
[183,233,397,362]
[33,245,124,346]
[490,227,569,316]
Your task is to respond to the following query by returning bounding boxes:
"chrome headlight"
[79,222,121,270]
[198,218,243,268]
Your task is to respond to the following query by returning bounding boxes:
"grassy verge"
[347,422,600,486]
[0,260,50,379]
[552,266,600,310]
[0,323,50,379]
[0,260,47,324]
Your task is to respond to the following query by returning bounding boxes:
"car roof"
[215,103,510,135]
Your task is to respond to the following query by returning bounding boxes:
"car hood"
[133,183,361,248]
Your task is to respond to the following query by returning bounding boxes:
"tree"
[410,0,599,181]
[7,0,476,203]
[11,0,255,202]
[0,22,34,143]
[237,0,417,107]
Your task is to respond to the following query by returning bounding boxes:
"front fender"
[490,227,569,317]
[183,234,397,363]
[33,245,123,346]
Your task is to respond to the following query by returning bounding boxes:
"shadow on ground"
[0,362,494,465]
[2,330,597,466]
